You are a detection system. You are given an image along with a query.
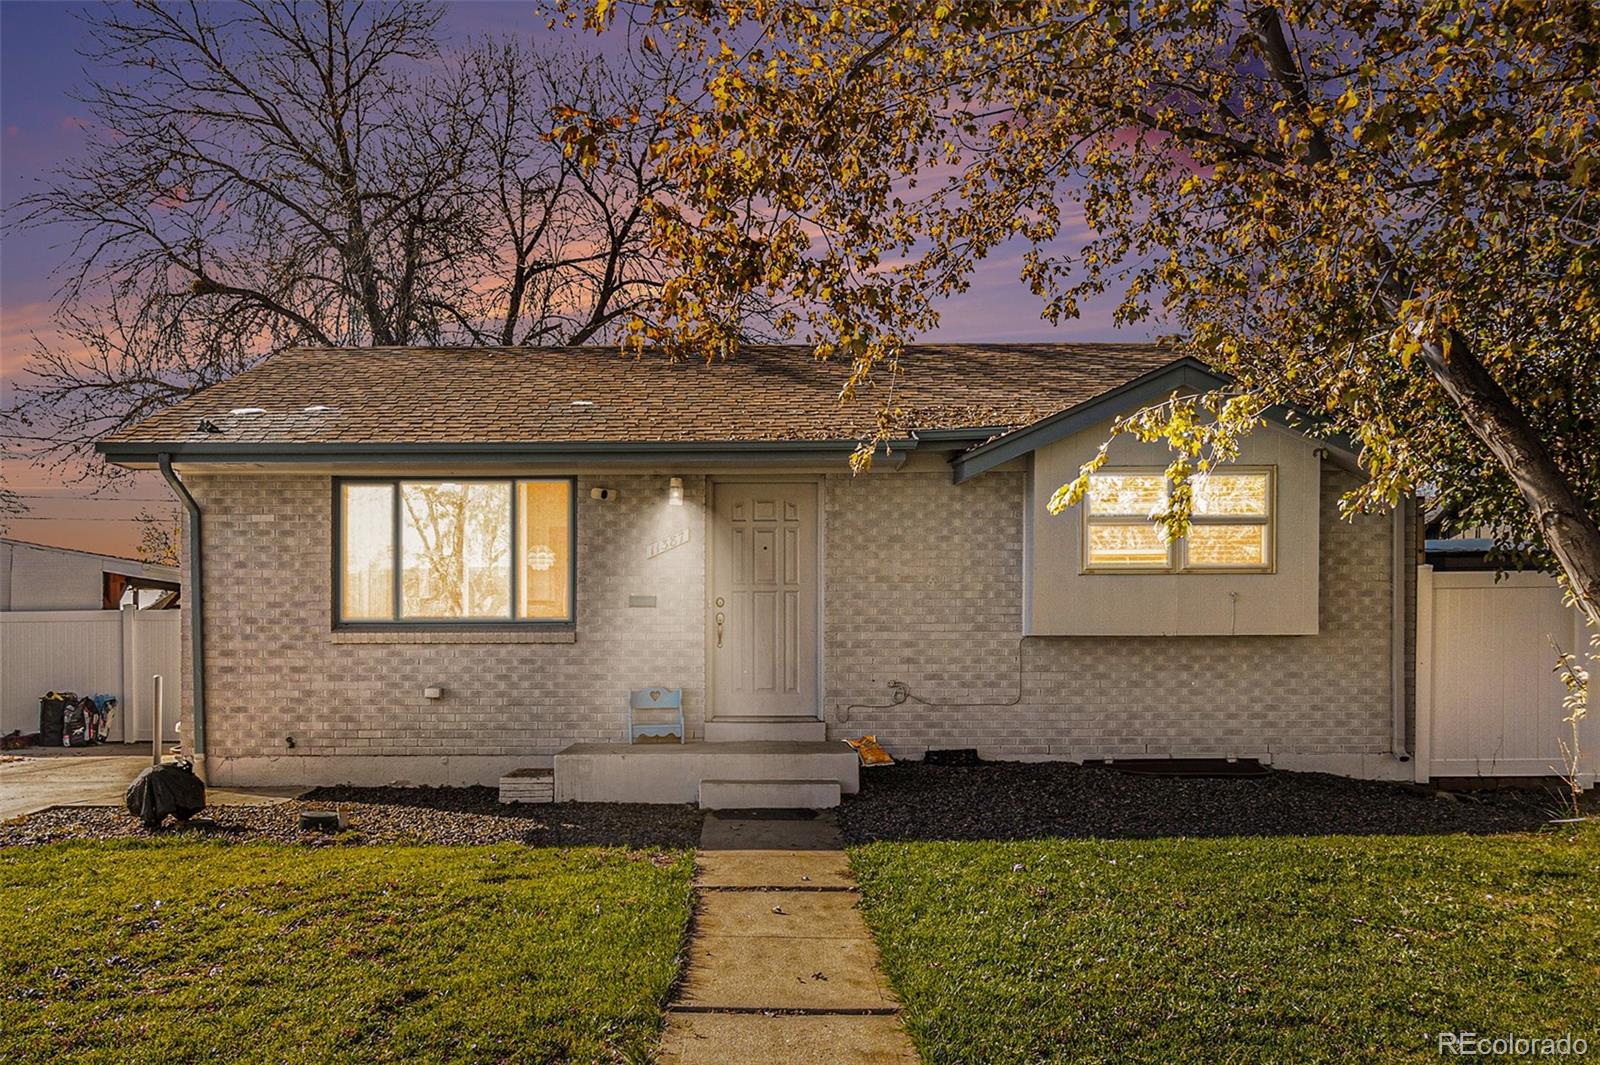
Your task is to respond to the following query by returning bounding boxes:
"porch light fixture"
[668,477,684,506]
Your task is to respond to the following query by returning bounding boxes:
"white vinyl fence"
[1415,566,1596,785]
[0,606,180,744]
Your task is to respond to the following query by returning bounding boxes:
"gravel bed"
[0,786,703,849]
[839,761,1592,844]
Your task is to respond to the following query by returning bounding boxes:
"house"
[95,343,1425,804]
[0,538,180,611]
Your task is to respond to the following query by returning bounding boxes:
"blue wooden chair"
[629,687,684,743]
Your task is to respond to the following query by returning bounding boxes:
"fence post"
[120,603,138,744]
[152,675,164,766]
[1413,564,1434,785]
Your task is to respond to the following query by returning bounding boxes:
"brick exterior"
[825,467,1402,771]
[181,474,708,783]
[180,463,1409,785]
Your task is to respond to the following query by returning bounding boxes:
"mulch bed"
[839,761,1593,844]
[0,786,703,849]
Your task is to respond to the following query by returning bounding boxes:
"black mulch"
[0,786,703,849]
[839,761,1594,844]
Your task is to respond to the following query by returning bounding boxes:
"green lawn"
[851,827,1600,1064]
[1,841,695,1064]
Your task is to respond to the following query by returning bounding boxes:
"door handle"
[715,611,725,648]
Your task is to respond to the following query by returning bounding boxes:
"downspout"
[158,454,206,763]
[1390,502,1410,763]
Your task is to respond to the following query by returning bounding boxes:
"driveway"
[1,749,152,819]
[1,746,303,819]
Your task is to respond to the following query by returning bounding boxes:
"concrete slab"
[677,934,900,1011]
[663,811,917,1063]
[694,890,872,940]
[660,1012,918,1065]
[699,778,841,809]
[0,754,149,818]
[695,849,857,890]
[0,753,305,818]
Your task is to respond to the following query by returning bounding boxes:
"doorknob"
[715,611,725,648]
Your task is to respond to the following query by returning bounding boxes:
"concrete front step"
[703,716,827,743]
[554,740,859,804]
[699,778,841,810]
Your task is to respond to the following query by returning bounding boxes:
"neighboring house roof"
[98,343,1177,450]
[0,536,180,583]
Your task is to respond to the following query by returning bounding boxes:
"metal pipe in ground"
[152,675,163,766]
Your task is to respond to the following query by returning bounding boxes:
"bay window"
[337,478,575,625]
[1082,467,1274,573]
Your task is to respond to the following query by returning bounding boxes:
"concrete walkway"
[659,812,919,1064]
[0,747,303,818]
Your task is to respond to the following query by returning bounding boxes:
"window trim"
[1080,465,1276,575]
[332,476,577,630]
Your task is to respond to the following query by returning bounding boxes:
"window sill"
[330,629,577,645]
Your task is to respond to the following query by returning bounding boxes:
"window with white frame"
[337,478,574,624]
[1082,467,1274,573]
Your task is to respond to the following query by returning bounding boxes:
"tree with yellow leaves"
[568,0,1600,628]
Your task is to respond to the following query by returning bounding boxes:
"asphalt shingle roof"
[103,343,1179,446]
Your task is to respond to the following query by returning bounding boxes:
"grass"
[0,841,695,1064]
[850,826,1600,1064]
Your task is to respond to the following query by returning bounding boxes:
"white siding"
[1028,419,1324,635]
[3,543,107,610]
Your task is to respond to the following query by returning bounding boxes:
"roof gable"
[950,359,1359,483]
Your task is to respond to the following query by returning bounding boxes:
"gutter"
[98,437,951,467]
[1391,502,1410,764]
[158,454,206,762]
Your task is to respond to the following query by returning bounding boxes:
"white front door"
[710,480,819,718]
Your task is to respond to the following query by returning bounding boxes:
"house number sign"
[648,528,691,558]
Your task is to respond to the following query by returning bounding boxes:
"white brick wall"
[824,467,1400,769]
[179,463,1406,785]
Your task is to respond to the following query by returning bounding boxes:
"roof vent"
[198,418,223,434]
[229,407,266,415]
[571,400,595,407]
[302,405,331,413]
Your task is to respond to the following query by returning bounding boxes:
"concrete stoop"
[658,813,919,1065]
[552,740,858,807]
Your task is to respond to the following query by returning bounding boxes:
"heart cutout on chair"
[649,689,662,701]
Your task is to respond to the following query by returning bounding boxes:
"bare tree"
[461,41,687,347]
[6,0,688,484]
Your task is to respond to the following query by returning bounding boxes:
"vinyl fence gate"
[1414,567,1596,786]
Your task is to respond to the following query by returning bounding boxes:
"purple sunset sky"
[0,1,1154,556]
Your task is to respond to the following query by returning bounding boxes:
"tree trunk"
[1418,328,1600,631]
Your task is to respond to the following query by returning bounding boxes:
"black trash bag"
[125,763,207,829]
[38,697,66,747]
